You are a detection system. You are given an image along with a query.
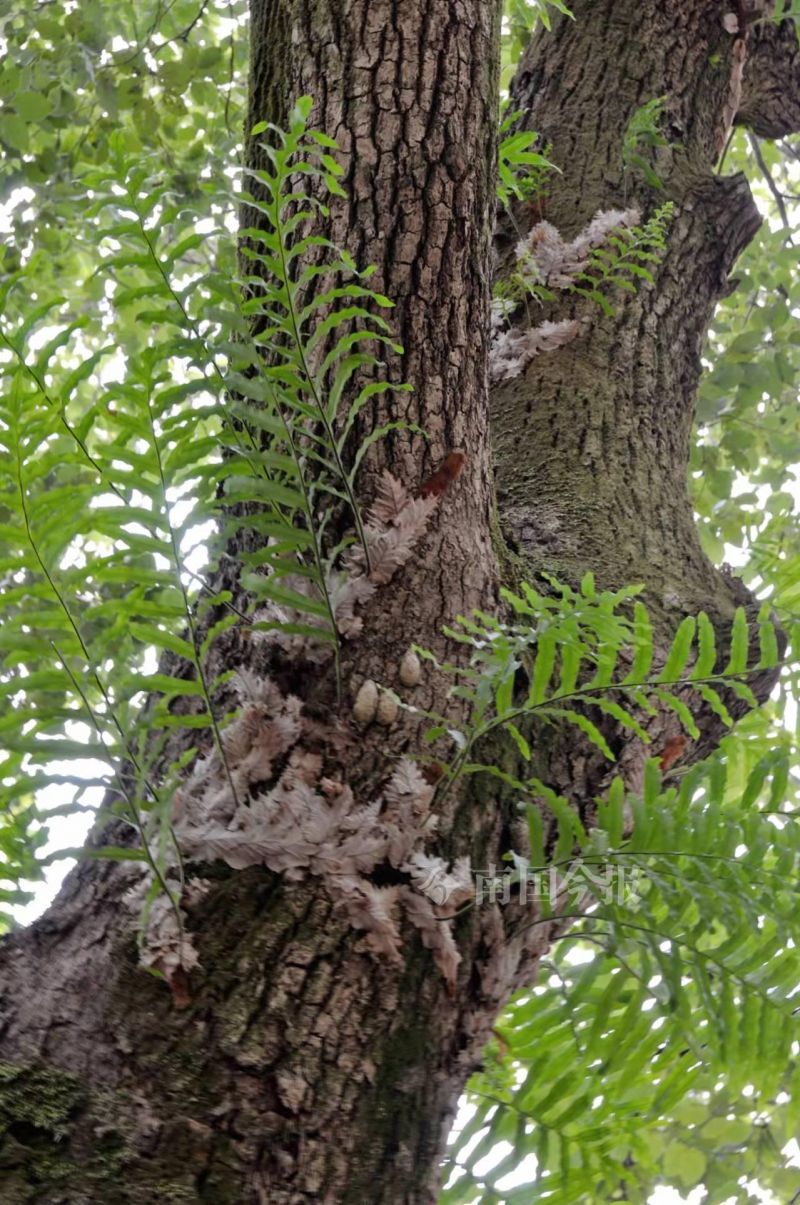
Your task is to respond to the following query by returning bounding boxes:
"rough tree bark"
[0,2,796,1202]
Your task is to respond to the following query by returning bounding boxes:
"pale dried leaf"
[281,748,324,789]
[404,852,474,907]
[572,207,640,255]
[332,877,403,963]
[401,888,461,990]
[382,757,435,820]
[328,570,377,638]
[490,319,580,384]
[138,892,199,979]
[368,470,411,526]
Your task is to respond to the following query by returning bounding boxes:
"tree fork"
[0,2,796,1202]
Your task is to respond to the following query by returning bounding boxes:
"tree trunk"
[0,2,795,1202]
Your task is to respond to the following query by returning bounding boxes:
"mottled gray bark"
[0,2,796,1203]
[495,1,764,617]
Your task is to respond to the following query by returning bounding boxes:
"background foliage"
[0,1,799,1201]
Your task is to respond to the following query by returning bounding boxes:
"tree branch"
[737,17,800,137]
[747,129,794,231]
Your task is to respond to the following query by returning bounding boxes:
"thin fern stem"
[143,385,242,810]
[14,444,164,807]
[50,643,185,932]
[0,325,125,501]
[583,915,789,1013]
[130,201,268,481]
[272,175,373,573]
[129,187,325,652]
[117,167,347,708]
[436,663,785,811]
[182,563,253,624]
[262,379,344,698]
